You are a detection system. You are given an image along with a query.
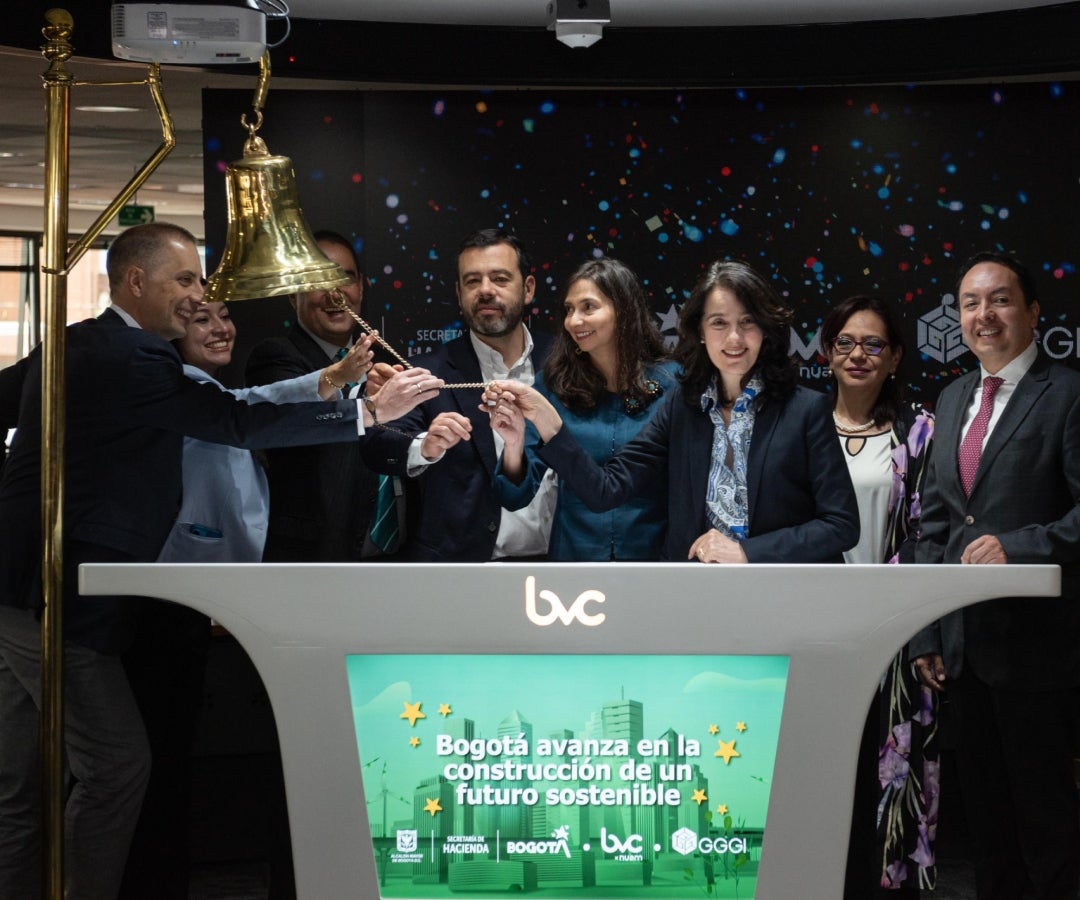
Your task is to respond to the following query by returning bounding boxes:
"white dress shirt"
[959,340,1038,450]
[407,325,555,559]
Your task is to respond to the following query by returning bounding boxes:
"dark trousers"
[0,605,150,900]
[949,666,1080,900]
[118,600,211,900]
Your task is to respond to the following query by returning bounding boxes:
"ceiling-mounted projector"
[546,0,611,49]
[111,2,267,64]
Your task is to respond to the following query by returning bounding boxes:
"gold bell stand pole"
[38,10,176,896]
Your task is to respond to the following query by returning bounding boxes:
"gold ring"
[697,548,704,558]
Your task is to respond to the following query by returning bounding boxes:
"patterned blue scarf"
[701,374,763,541]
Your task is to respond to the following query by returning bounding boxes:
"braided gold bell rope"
[328,290,487,390]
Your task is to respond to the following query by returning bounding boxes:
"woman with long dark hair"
[494,257,678,560]
[485,259,858,563]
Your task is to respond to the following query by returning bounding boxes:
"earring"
[575,345,583,355]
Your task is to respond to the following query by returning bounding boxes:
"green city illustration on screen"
[347,654,788,898]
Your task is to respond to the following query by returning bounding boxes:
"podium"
[81,562,1058,898]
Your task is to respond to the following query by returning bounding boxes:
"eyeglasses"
[832,336,889,356]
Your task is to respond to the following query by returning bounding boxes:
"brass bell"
[204,134,350,303]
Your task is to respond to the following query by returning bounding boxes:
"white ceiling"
[287,0,1063,26]
[0,45,360,237]
[0,1,1072,240]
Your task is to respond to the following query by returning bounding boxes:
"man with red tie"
[911,252,1080,900]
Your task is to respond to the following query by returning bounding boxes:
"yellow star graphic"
[708,724,720,735]
[715,739,741,765]
[409,736,421,747]
[400,701,426,727]
[736,722,747,733]
[717,804,729,815]
[691,789,708,806]
[423,797,442,816]
[439,703,452,717]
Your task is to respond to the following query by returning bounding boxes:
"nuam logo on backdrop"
[790,328,828,381]
[524,575,606,627]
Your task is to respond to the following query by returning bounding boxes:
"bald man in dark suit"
[0,223,438,899]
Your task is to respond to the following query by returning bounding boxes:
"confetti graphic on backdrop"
[204,82,1079,401]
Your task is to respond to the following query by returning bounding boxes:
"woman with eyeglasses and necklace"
[821,296,937,899]
[484,259,858,564]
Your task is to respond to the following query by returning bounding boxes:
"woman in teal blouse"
[494,257,677,560]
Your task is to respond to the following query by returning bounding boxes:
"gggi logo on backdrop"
[918,296,967,364]
[1040,325,1080,360]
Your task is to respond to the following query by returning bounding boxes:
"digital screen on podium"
[347,654,788,898]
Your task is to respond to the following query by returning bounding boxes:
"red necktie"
[958,375,1003,496]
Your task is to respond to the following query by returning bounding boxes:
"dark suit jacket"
[363,329,552,562]
[246,326,409,561]
[0,309,362,653]
[537,383,858,562]
[910,353,1080,689]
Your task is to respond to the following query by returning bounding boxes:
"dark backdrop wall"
[203,83,1080,404]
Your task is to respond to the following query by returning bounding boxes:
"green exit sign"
[118,204,155,226]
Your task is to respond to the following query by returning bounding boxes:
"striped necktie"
[337,347,401,553]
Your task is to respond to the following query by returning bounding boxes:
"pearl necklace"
[832,411,876,434]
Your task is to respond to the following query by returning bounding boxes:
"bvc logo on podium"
[524,575,606,627]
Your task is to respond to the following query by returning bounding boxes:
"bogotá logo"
[396,829,417,853]
[506,825,572,858]
[524,576,606,627]
[918,296,967,364]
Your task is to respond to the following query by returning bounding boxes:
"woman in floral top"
[823,295,937,898]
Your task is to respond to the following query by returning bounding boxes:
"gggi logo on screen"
[524,575,605,627]
[671,826,748,856]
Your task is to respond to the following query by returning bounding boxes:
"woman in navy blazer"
[484,260,858,563]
